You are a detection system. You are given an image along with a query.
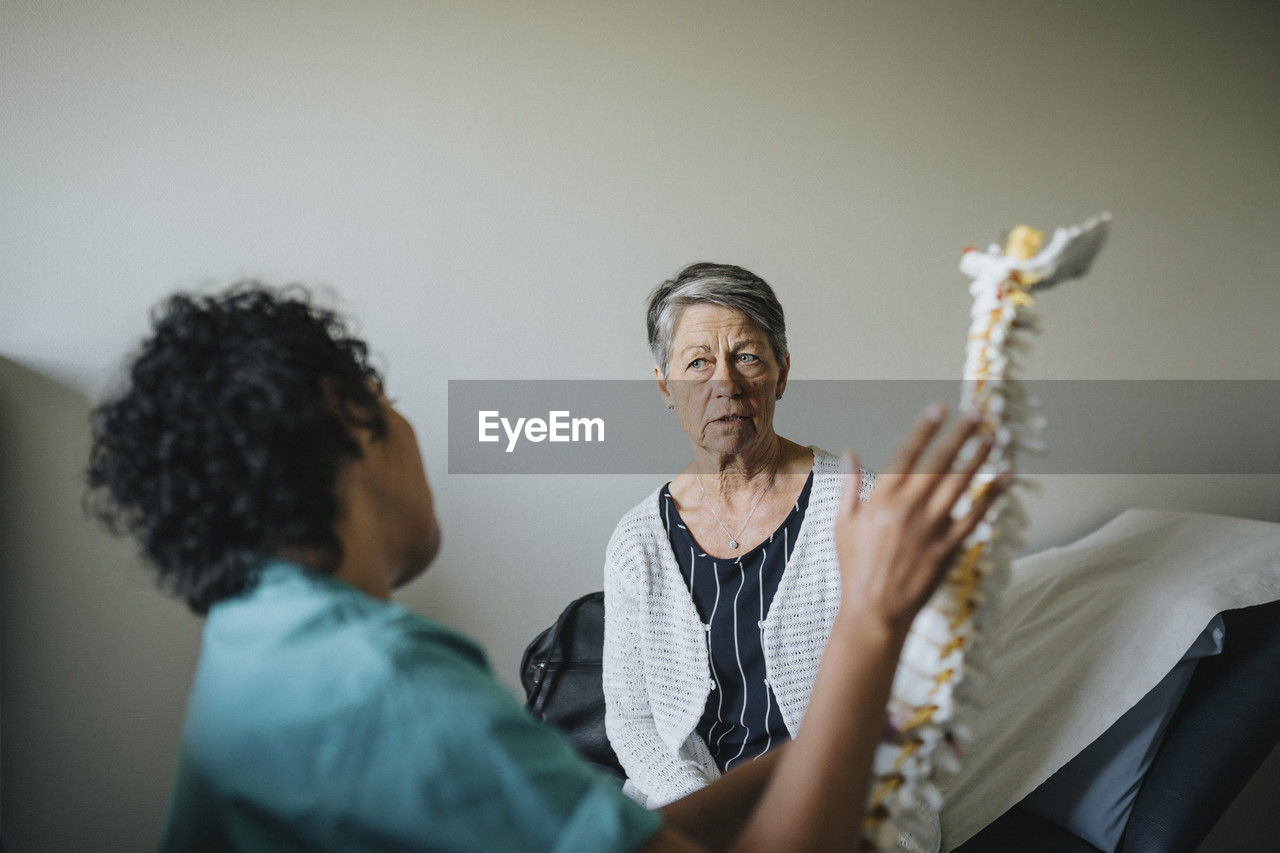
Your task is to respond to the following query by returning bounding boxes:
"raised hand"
[835,405,1006,636]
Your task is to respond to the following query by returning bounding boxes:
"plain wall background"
[2,2,1277,849]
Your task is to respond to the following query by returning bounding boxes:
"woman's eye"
[737,353,759,363]
[688,358,707,370]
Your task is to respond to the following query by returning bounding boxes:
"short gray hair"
[646,263,788,376]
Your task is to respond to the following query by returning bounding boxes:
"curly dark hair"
[86,283,387,614]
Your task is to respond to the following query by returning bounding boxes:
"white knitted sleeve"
[602,517,713,807]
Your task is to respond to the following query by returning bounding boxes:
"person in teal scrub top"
[87,283,1002,851]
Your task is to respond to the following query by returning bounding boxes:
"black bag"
[520,591,626,783]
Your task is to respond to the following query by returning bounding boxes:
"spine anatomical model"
[863,214,1111,851]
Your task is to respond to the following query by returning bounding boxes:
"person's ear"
[775,353,791,400]
[654,364,673,410]
[320,376,380,450]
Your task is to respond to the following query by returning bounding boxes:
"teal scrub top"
[160,561,661,852]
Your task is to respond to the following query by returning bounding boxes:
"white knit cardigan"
[602,447,874,807]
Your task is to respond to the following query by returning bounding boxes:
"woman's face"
[367,394,442,588]
[657,303,789,459]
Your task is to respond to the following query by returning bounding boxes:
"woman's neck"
[691,433,785,502]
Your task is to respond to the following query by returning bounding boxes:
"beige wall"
[0,359,202,849]
[2,2,1277,849]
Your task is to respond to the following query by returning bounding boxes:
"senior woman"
[603,262,884,809]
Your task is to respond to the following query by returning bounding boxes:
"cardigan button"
[708,679,716,690]
[703,623,712,632]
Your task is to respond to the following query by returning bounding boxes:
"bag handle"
[525,593,595,713]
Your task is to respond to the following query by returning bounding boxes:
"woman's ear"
[320,375,382,451]
[654,364,673,410]
[776,353,791,399]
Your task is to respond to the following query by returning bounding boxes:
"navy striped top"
[658,471,814,773]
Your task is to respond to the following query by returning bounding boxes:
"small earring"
[666,404,675,410]
[775,394,783,401]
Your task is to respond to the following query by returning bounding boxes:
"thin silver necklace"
[696,472,773,549]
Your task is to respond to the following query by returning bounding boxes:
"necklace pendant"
[729,540,739,549]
